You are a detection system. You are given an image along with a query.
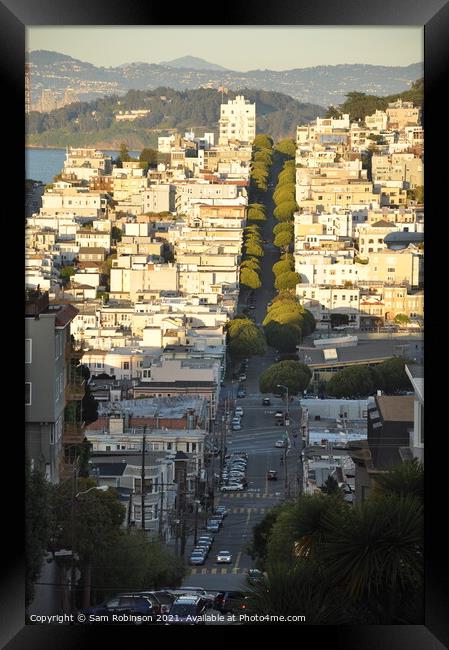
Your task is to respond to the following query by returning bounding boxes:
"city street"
[185,161,304,586]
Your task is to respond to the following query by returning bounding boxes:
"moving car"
[216,551,232,564]
[220,484,244,492]
[262,397,271,406]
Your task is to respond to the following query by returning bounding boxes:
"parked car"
[136,590,176,615]
[214,506,228,518]
[237,388,246,398]
[206,519,221,532]
[166,596,207,624]
[235,407,244,417]
[220,484,244,492]
[216,550,232,564]
[275,440,286,448]
[189,552,206,566]
[232,422,242,431]
[216,591,246,614]
[81,594,156,623]
[262,397,271,406]
[238,374,247,382]
[267,470,278,480]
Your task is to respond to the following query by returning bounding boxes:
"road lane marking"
[234,551,242,570]
[211,568,217,574]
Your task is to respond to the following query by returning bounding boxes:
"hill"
[27,50,423,108]
[26,87,326,148]
[159,56,228,71]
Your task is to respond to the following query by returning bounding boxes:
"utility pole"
[158,480,164,540]
[141,429,146,532]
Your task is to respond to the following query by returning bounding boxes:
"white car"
[216,551,232,564]
[235,407,244,417]
[220,484,244,492]
[275,440,286,448]
[232,423,242,431]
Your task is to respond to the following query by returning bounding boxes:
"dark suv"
[165,595,207,625]
[81,594,156,624]
[215,591,246,614]
[135,590,176,615]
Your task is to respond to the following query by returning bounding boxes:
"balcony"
[63,420,86,445]
[65,370,85,402]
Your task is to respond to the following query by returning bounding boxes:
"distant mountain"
[159,56,229,71]
[27,50,423,108]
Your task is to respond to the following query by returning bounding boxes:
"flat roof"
[98,396,206,418]
[376,395,414,422]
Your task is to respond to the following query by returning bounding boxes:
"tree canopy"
[259,360,312,395]
[274,271,301,290]
[227,316,267,360]
[240,267,262,289]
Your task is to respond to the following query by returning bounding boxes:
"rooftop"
[376,395,414,422]
[98,396,206,418]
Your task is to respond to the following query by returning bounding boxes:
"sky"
[26,27,423,70]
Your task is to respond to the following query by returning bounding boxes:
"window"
[123,362,130,370]
[25,382,32,406]
[25,339,32,364]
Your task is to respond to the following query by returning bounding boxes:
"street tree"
[274,200,299,221]
[253,134,274,149]
[241,258,261,271]
[264,321,302,351]
[274,271,301,291]
[272,258,294,276]
[92,531,185,603]
[26,461,52,606]
[273,222,293,236]
[227,316,267,360]
[247,204,267,221]
[259,360,312,395]
[274,231,293,250]
[326,365,376,398]
[240,267,261,289]
[118,142,131,163]
[245,241,264,257]
[275,139,296,157]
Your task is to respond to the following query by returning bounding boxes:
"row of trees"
[240,224,265,289]
[226,315,267,362]
[250,134,274,193]
[273,159,298,222]
[245,459,424,623]
[262,293,316,353]
[326,357,413,398]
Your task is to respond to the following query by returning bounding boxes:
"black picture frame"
[4,1,448,646]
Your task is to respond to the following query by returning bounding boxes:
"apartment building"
[218,95,256,145]
[62,147,113,182]
[297,284,361,329]
[25,290,83,484]
[386,100,421,130]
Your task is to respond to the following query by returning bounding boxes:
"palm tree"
[320,494,424,623]
[267,493,348,565]
[372,459,424,503]
[243,561,350,624]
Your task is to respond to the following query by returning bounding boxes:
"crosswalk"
[218,492,282,499]
[189,567,248,575]
[225,506,269,514]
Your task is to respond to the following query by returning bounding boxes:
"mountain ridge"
[27,50,423,107]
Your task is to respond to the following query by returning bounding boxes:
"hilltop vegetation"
[26,87,325,148]
[326,78,423,121]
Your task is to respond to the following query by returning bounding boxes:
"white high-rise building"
[219,95,256,145]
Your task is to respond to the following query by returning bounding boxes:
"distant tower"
[25,62,31,114]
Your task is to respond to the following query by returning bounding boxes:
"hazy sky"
[27,26,422,70]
